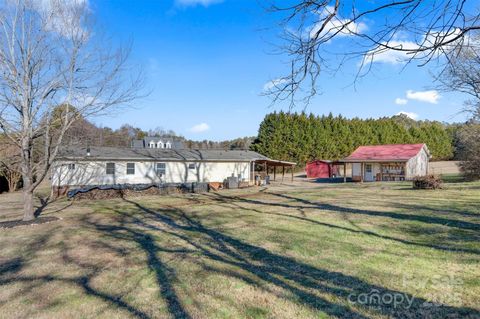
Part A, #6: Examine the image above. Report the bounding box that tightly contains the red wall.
[306,161,336,178]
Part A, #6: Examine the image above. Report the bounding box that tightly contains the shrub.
[413,175,443,189]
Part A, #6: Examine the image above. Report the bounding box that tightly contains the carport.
[250,159,296,184]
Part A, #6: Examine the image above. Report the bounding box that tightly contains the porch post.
[343,163,347,183]
[361,162,364,183]
[273,166,276,181]
[251,161,254,183]
[291,166,294,182]
[282,166,285,182]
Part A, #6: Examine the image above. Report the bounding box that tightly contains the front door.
[364,164,374,181]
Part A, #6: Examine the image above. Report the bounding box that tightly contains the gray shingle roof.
[131,139,145,148]
[58,146,271,162]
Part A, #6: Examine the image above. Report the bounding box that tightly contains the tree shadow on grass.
[88,213,192,319]
[205,192,480,255]
[33,195,73,218]
[391,202,480,219]
[0,222,153,319]
[269,193,480,232]
[205,190,480,233]
[2,194,479,319]
[87,197,479,319]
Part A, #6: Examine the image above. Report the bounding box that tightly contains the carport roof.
[253,159,296,166]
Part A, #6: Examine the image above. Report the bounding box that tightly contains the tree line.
[250,112,460,165]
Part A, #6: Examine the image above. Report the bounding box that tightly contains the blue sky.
[91,0,469,141]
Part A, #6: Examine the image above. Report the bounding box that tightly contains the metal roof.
[342,144,428,162]
[58,146,272,162]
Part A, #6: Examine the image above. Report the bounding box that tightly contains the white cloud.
[310,19,367,39]
[365,28,472,65]
[395,98,408,105]
[263,79,287,91]
[365,40,420,64]
[396,111,418,120]
[189,123,210,133]
[263,78,288,91]
[175,0,223,7]
[406,90,440,104]
[309,6,367,40]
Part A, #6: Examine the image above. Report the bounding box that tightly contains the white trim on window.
[156,163,166,176]
[126,162,135,175]
[106,162,115,175]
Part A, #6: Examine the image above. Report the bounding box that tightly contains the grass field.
[0,180,479,318]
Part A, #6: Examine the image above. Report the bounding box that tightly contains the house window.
[188,163,196,170]
[165,142,171,149]
[67,163,75,170]
[106,162,115,175]
[156,163,166,176]
[149,142,155,148]
[157,141,164,149]
[365,164,372,173]
[126,163,135,175]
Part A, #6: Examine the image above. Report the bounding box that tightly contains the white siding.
[406,148,429,179]
[352,163,361,177]
[52,160,251,187]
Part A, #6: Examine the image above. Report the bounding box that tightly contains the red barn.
[305,160,339,178]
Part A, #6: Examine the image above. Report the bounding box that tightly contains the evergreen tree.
[251,112,457,165]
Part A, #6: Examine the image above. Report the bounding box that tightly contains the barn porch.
[250,159,296,185]
[338,160,408,182]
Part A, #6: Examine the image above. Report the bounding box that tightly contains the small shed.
[341,143,430,182]
[305,160,339,178]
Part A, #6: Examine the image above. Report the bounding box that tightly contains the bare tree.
[266,0,480,106]
[0,137,22,192]
[437,32,480,119]
[0,0,144,220]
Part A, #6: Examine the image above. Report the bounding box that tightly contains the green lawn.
[0,180,479,318]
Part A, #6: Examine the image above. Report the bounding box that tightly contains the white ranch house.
[52,147,295,189]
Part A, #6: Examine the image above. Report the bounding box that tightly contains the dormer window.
[149,141,156,148]
[165,142,171,149]
[157,141,164,149]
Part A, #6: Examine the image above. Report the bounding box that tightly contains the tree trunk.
[22,188,35,221]
[21,160,35,221]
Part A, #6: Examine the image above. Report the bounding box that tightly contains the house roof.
[342,144,428,162]
[58,146,272,162]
